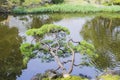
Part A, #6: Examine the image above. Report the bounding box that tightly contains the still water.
[0,13,120,80]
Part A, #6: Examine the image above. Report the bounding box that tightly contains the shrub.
[12,6,26,13]
[113,0,120,5]
[52,0,64,4]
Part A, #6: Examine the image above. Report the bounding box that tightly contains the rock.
[102,69,120,76]
[40,0,52,5]
[63,74,70,78]
[79,73,91,79]
[31,69,62,80]
[0,5,11,13]
[31,73,43,80]
[0,7,7,13]
[96,69,120,80]
[45,69,62,79]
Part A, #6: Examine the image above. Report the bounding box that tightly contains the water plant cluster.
[13,4,120,14]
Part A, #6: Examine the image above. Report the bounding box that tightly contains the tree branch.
[41,42,51,51]
[62,60,72,64]
[50,49,67,74]
[62,60,81,67]
[55,66,60,71]
[67,39,75,74]
[69,39,80,44]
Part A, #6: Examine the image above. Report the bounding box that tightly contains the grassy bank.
[12,4,120,14]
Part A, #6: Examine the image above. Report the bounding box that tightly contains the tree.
[0,0,21,12]
[20,24,97,77]
[0,0,8,12]
[0,0,7,5]
[112,0,120,5]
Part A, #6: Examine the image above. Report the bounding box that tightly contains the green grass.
[12,4,120,14]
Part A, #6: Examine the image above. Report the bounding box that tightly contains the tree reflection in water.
[81,16,120,70]
[0,24,25,80]
[18,14,52,29]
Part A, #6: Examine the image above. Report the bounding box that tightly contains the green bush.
[113,0,120,5]
[12,6,26,13]
[52,0,64,4]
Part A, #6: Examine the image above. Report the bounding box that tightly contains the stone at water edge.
[31,73,43,80]
[63,74,70,78]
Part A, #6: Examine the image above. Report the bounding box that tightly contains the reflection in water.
[30,15,52,28]
[0,24,25,80]
[17,15,52,29]
[0,14,120,80]
[81,16,120,70]
[0,14,8,22]
[54,17,92,41]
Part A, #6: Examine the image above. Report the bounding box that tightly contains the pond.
[0,13,120,80]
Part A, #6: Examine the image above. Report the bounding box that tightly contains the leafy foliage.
[20,43,36,57]
[76,40,97,57]
[21,24,71,62]
[20,43,37,65]
[52,0,64,4]
[21,24,97,62]
[26,24,70,37]
[112,0,120,4]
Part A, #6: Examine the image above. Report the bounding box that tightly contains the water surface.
[0,13,120,80]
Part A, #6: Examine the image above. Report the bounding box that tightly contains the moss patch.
[98,74,120,80]
[42,76,88,80]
